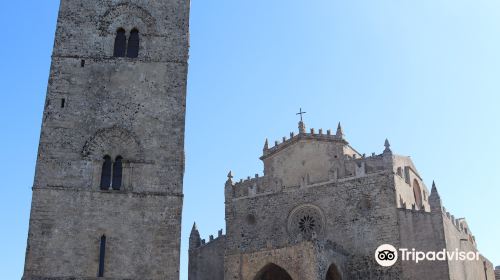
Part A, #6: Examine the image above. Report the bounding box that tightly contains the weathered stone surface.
[190,122,496,280]
[25,1,497,279]
[23,1,189,279]
[188,230,225,280]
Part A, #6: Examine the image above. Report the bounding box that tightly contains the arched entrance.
[254,263,293,280]
[325,263,342,280]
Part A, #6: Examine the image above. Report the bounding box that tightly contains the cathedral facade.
[189,121,496,280]
[23,1,498,280]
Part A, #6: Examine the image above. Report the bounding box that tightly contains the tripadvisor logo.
[375,244,480,267]
[375,244,398,267]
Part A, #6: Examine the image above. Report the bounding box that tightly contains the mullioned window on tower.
[113,28,140,58]
[100,155,123,190]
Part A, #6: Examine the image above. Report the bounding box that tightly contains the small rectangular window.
[61,98,65,108]
[81,60,85,67]
[98,235,106,277]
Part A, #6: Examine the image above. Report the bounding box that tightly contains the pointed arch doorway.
[325,263,342,280]
[254,263,293,280]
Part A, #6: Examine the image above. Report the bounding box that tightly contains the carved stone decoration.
[99,3,158,36]
[287,204,325,240]
[82,126,144,161]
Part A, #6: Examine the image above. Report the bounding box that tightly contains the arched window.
[100,156,112,190]
[126,29,140,58]
[325,263,342,280]
[413,179,423,209]
[396,167,403,177]
[113,28,127,57]
[98,235,106,277]
[254,263,292,280]
[112,156,123,190]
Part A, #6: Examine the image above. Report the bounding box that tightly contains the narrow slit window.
[98,235,106,277]
[126,29,140,58]
[100,155,112,190]
[112,156,123,190]
[113,28,127,57]
[81,59,85,67]
[61,98,65,108]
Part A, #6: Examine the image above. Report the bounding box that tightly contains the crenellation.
[189,228,226,280]
[438,209,478,247]
[262,125,350,159]
[195,120,493,280]
[230,159,391,200]
[232,141,397,200]
[27,2,496,279]
[190,227,226,250]
[230,175,271,199]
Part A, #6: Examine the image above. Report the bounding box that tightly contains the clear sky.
[1,0,499,279]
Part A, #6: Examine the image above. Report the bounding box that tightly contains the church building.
[22,1,497,279]
[189,120,496,280]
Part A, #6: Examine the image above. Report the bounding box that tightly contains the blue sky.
[1,0,499,279]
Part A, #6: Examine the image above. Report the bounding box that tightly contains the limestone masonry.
[24,1,496,280]
[189,121,496,280]
[23,0,189,279]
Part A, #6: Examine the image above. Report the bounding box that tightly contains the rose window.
[299,215,316,233]
[287,204,325,240]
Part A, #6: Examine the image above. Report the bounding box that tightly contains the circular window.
[287,204,325,240]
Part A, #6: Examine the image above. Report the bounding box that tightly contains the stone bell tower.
[23,1,190,279]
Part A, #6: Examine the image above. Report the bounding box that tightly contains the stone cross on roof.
[296,108,307,122]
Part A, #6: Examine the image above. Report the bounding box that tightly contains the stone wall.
[225,170,404,279]
[392,155,431,211]
[442,212,495,280]
[224,241,347,280]
[23,0,190,279]
[397,209,449,279]
[24,189,182,279]
[397,189,496,280]
[189,235,225,280]
[188,123,497,280]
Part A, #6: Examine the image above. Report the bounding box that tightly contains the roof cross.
[296,108,307,122]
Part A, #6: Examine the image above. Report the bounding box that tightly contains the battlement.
[261,126,348,160]
[189,223,225,250]
[229,152,390,200]
[188,227,225,279]
[442,207,477,247]
[231,174,270,198]
[227,121,396,200]
[199,230,225,248]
